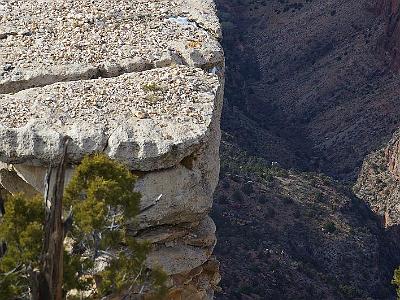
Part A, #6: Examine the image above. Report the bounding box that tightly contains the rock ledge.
[0,0,224,299]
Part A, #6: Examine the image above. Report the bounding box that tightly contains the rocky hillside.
[373,0,400,70]
[212,144,400,299]
[0,1,224,299]
[213,0,400,298]
[214,172,400,299]
[217,0,400,180]
[355,129,400,228]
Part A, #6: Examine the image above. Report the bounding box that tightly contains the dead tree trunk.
[0,189,7,259]
[40,137,70,300]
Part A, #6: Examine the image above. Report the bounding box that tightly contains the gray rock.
[0,0,224,298]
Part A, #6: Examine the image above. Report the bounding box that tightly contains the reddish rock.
[374,0,400,70]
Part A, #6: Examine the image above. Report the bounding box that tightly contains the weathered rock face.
[355,130,400,227]
[373,0,400,70]
[0,0,224,298]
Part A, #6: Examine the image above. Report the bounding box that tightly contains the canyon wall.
[0,1,224,298]
[374,0,400,69]
[355,0,400,227]
[355,130,400,227]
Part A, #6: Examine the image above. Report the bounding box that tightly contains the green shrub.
[314,192,325,202]
[282,196,294,205]
[242,182,254,195]
[339,284,361,298]
[232,190,244,202]
[218,194,229,204]
[0,154,167,299]
[142,82,162,92]
[258,195,268,204]
[323,221,336,233]
[221,180,230,190]
[265,207,276,218]
[392,267,400,298]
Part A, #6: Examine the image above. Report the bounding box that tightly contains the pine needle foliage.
[0,194,43,299]
[0,154,167,299]
[392,267,400,299]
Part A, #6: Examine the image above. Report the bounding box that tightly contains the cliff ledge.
[0,0,224,298]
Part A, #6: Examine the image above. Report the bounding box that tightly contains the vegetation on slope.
[0,154,166,300]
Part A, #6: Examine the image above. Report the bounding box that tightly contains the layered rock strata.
[355,1,400,227]
[355,130,400,227]
[0,0,224,298]
[373,0,400,70]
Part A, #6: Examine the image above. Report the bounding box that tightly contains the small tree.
[323,221,336,234]
[0,194,44,299]
[0,153,167,299]
[392,267,400,299]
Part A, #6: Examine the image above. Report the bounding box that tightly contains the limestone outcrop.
[373,0,400,70]
[0,0,224,298]
[355,130,400,227]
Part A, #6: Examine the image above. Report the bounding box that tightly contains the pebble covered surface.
[0,66,219,130]
[0,2,223,294]
[0,0,221,86]
[0,0,223,167]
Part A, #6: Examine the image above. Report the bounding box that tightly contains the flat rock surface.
[0,0,222,93]
[0,66,217,129]
[0,66,220,169]
[0,0,224,170]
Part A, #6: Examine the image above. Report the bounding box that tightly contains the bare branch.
[63,208,73,237]
[139,194,162,214]
[0,264,23,278]
[41,136,71,300]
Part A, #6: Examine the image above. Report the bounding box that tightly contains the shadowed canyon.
[213,0,400,299]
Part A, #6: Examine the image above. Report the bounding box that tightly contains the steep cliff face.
[216,0,400,181]
[355,130,400,227]
[355,0,400,226]
[212,0,400,298]
[0,1,224,298]
[373,0,400,70]
[213,169,400,299]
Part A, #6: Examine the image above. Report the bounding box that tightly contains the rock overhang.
[0,0,224,171]
[0,0,224,295]
[0,0,223,94]
[0,66,221,170]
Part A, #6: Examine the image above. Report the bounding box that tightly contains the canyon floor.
[212,0,400,299]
